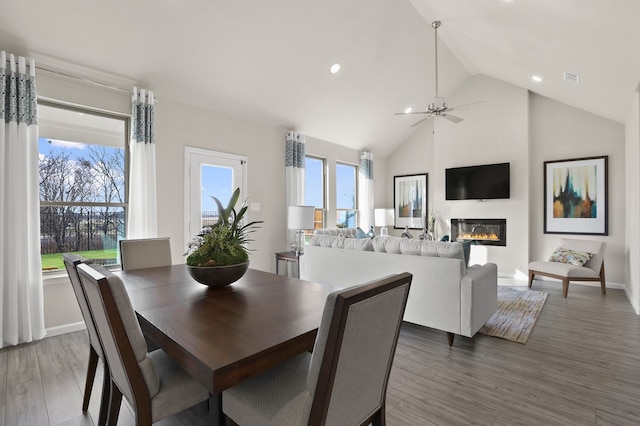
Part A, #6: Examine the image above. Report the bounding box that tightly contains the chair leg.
[107,380,122,426]
[562,278,569,298]
[98,362,111,426]
[82,345,99,411]
[447,332,455,347]
[600,263,607,295]
[372,403,386,426]
[528,270,535,289]
[209,393,224,425]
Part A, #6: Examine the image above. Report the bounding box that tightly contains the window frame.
[335,161,359,228]
[305,154,327,231]
[38,99,130,274]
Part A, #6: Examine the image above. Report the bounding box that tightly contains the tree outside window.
[39,103,127,271]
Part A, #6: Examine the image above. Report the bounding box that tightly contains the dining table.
[113,264,332,425]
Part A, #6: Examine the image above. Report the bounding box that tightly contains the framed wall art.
[544,155,608,235]
[394,173,427,229]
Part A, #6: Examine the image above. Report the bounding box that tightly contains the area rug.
[478,286,548,344]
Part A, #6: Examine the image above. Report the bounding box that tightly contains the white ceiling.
[2,0,638,157]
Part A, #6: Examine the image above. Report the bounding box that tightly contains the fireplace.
[451,218,506,247]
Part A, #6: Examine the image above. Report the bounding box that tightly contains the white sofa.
[300,231,498,345]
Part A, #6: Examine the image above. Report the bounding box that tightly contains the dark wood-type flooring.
[1,280,639,425]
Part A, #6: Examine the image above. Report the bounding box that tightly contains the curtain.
[127,87,157,239]
[0,52,46,348]
[285,131,306,243]
[359,151,374,230]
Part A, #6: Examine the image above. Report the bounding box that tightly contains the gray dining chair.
[76,263,211,425]
[119,237,172,270]
[222,272,412,426]
[62,253,110,426]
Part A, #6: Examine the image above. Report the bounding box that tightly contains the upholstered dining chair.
[76,263,211,425]
[119,237,172,270]
[222,272,412,426]
[62,253,110,426]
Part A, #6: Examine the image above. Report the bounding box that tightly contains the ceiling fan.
[395,21,482,127]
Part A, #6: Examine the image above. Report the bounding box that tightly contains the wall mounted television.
[445,162,510,200]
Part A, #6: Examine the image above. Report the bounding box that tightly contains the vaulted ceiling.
[2,0,638,157]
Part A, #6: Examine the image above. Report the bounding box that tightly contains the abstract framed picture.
[544,156,608,235]
[394,173,427,229]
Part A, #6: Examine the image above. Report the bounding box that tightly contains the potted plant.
[185,188,263,286]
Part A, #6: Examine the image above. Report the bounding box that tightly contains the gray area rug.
[478,286,548,344]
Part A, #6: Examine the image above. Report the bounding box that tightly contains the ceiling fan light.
[330,63,341,74]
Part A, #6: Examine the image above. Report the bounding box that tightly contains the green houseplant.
[185,188,262,286]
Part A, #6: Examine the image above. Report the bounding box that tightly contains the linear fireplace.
[451,218,507,247]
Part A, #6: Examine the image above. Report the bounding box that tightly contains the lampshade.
[287,205,315,230]
[374,208,394,227]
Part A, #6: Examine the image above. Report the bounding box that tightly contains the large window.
[38,102,128,271]
[305,155,326,231]
[336,162,358,228]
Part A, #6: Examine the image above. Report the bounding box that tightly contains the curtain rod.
[4,58,132,94]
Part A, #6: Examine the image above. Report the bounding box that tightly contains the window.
[305,155,325,231]
[336,162,358,228]
[38,102,128,272]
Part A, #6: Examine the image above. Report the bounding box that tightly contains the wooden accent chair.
[62,253,110,426]
[76,263,210,425]
[223,272,412,426]
[528,238,606,298]
[119,237,172,270]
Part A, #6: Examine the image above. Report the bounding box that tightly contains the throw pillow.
[549,247,593,266]
[356,227,369,239]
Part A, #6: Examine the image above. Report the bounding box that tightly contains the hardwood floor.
[1,279,639,425]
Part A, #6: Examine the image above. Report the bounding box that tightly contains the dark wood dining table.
[113,264,332,425]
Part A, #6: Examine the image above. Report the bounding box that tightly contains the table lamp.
[374,208,394,236]
[287,205,315,255]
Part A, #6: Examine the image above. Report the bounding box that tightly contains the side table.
[275,251,301,278]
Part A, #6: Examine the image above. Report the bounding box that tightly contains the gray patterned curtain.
[126,87,157,238]
[0,51,46,347]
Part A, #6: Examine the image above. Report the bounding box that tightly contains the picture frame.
[394,173,428,229]
[544,155,608,235]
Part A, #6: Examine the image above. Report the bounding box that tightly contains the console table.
[275,250,301,278]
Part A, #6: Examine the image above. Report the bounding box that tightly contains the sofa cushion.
[314,228,357,238]
[549,247,593,267]
[332,237,374,251]
[372,236,403,254]
[309,235,337,247]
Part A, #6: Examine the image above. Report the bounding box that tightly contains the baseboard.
[624,287,640,315]
[45,321,86,338]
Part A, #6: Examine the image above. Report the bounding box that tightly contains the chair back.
[119,237,172,270]
[560,238,606,275]
[304,272,412,425]
[63,253,103,359]
[76,263,160,409]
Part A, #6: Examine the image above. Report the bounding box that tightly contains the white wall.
[529,93,626,285]
[625,87,640,313]
[385,75,627,286]
[433,75,530,279]
[383,121,435,237]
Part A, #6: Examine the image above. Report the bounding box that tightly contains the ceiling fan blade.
[410,116,432,127]
[441,113,463,124]
[448,100,484,111]
[394,111,430,116]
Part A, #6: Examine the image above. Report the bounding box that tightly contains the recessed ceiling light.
[330,63,341,74]
[404,107,413,114]
[531,75,543,83]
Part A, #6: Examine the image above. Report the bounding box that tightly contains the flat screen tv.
[445,162,510,200]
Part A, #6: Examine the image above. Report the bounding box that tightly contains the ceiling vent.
[563,72,580,84]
